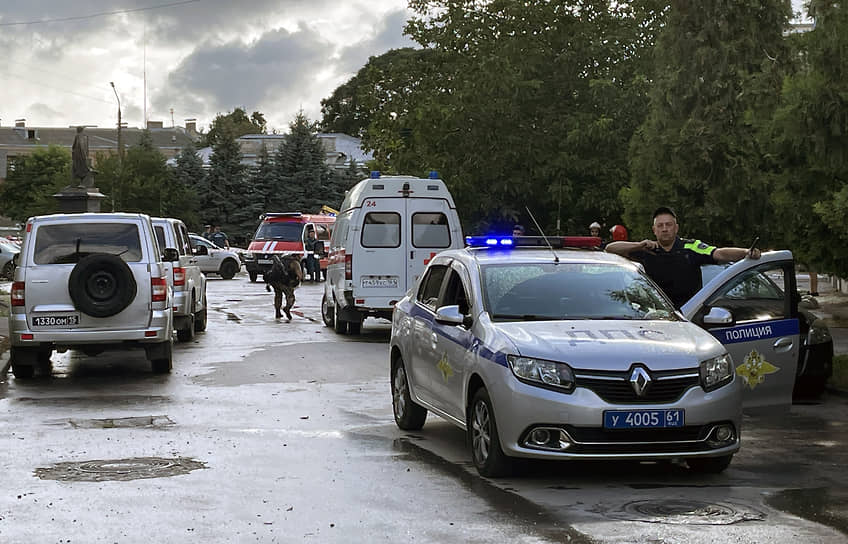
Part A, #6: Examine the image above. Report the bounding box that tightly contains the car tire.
[686,455,733,474]
[194,295,208,332]
[10,347,37,379]
[321,294,334,327]
[219,259,239,280]
[249,271,258,283]
[37,346,53,376]
[68,253,137,318]
[1,261,14,280]
[177,298,196,342]
[391,357,427,430]
[147,340,173,374]
[333,297,347,334]
[469,387,513,477]
[348,320,362,335]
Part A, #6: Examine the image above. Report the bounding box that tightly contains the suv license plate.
[603,409,684,429]
[32,314,80,328]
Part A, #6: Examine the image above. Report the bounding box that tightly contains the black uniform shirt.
[630,237,717,308]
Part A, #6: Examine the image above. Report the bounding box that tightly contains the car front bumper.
[486,366,743,461]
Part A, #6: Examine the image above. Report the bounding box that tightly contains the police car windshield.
[482,262,676,322]
[254,222,304,242]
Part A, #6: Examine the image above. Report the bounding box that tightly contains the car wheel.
[177,298,196,342]
[10,347,36,379]
[321,294,334,327]
[194,295,208,332]
[348,320,362,335]
[333,297,347,334]
[147,340,173,374]
[687,455,733,474]
[391,357,427,430]
[68,253,137,318]
[219,259,239,280]
[37,346,53,376]
[249,271,258,283]
[1,261,14,280]
[469,387,513,477]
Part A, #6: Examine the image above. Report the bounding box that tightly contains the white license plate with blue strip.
[604,409,684,429]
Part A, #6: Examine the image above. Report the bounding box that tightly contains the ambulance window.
[412,213,450,248]
[362,212,400,248]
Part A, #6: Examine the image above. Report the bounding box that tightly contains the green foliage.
[325,1,664,234]
[202,107,267,147]
[0,146,71,221]
[274,111,335,213]
[766,0,848,276]
[625,0,791,244]
[205,129,248,237]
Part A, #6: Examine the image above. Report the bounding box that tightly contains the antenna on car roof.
[525,206,558,264]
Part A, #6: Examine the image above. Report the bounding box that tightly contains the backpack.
[264,255,300,287]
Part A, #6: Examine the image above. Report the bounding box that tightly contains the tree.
[767,0,848,276]
[168,141,203,229]
[0,146,70,221]
[206,126,248,235]
[202,108,267,148]
[274,111,333,213]
[625,0,791,244]
[327,0,664,233]
[232,142,276,237]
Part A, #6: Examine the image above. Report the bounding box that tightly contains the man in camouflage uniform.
[264,253,303,321]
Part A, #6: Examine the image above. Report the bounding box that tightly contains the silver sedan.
[189,234,242,279]
[390,237,743,477]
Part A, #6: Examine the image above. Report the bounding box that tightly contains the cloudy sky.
[0,0,416,133]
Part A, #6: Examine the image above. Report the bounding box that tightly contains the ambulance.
[322,172,464,334]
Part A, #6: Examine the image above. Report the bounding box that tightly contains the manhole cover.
[34,457,206,482]
[605,499,765,525]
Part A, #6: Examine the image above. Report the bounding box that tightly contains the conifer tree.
[206,128,247,232]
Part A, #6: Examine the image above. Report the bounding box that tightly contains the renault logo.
[629,366,652,397]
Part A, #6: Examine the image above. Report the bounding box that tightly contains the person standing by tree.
[605,207,761,308]
[210,225,229,248]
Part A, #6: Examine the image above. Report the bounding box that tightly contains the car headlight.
[508,355,575,392]
[700,353,734,392]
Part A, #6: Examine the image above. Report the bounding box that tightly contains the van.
[243,213,335,282]
[321,172,464,334]
[152,217,208,342]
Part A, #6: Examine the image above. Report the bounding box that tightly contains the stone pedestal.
[53,186,107,213]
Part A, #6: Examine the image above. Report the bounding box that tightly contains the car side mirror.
[435,305,464,326]
[163,248,180,262]
[194,245,208,256]
[703,306,733,325]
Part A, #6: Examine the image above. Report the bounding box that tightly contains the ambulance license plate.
[361,276,398,288]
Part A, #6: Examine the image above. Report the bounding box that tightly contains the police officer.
[605,206,761,308]
[264,253,303,321]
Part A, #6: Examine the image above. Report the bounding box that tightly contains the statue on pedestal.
[72,126,97,188]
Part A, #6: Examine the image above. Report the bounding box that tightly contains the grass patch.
[832,355,848,391]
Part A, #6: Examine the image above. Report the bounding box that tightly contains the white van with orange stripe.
[321,172,464,334]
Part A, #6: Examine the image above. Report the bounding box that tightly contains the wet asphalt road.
[1,273,848,543]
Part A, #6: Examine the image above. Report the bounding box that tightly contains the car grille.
[574,369,700,404]
[560,424,730,454]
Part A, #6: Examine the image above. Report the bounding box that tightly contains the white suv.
[152,217,208,341]
[7,213,174,378]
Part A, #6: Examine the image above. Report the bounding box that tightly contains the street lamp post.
[110,82,123,211]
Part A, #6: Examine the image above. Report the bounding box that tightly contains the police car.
[390,235,797,477]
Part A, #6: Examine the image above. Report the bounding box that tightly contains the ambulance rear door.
[354,198,407,304]
[406,198,459,290]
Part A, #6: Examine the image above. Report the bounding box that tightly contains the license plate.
[32,314,80,328]
[361,276,399,288]
[258,259,272,265]
[603,409,684,429]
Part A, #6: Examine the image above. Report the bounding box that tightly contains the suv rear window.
[33,223,143,265]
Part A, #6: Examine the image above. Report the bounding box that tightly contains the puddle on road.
[601,499,765,525]
[35,457,207,482]
[767,488,848,536]
[48,415,175,429]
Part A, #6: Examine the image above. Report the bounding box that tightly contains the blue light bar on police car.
[465,235,601,249]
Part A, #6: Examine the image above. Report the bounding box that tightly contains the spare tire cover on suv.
[68,253,138,318]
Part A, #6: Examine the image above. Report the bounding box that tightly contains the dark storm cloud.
[154,24,330,119]
[334,8,417,75]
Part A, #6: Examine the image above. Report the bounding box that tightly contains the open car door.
[681,250,799,414]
